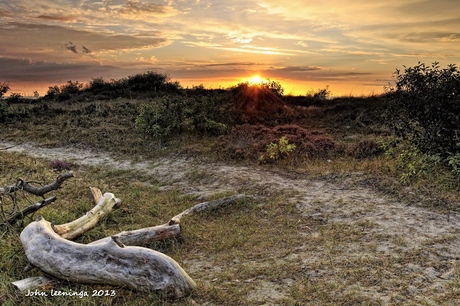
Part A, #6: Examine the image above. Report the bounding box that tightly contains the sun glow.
[247,75,263,85]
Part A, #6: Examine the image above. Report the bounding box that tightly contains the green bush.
[259,135,296,163]
[385,62,460,158]
[136,97,185,138]
[135,94,228,139]
[0,82,10,122]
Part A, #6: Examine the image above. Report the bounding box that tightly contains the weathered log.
[0,172,74,196]
[90,194,250,247]
[11,275,58,292]
[14,193,249,296]
[20,217,196,298]
[53,188,121,240]
[89,223,181,247]
[170,194,249,224]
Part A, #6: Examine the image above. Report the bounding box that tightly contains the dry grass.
[1,97,460,305]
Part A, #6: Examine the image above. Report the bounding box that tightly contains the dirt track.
[2,140,459,304]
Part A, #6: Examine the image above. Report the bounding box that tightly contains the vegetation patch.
[1,63,460,305]
[219,124,335,160]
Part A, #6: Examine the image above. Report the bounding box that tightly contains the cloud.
[0,22,168,60]
[0,56,151,86]
[35,14,76,22]
[273,66,322,72]
[118,0,177,17]
[203,62,261,67]
[63,41,78,53]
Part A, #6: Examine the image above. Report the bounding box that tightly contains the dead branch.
[90,194,250,247]
[0,145,15,150]
[0,172,74,196]
[53,188,121,240]
[6,196,57,225]
[170,194,249,224]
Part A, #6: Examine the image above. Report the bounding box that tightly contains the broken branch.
[0,172,74,196]
[6,196,57,225]
[53,188,121,240]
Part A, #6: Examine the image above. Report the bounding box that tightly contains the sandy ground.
[2,140,459,305]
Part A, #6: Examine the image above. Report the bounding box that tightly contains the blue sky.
[1,0,459,96]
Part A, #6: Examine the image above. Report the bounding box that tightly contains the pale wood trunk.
[53,187,121,240]
[14,189,250,299]
[20,217,196,298]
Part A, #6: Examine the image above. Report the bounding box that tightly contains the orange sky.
[1,1,460,97]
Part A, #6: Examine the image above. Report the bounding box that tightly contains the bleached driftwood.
[90,194,249,247]
[11,275,58,292]
[53,187,121,240]
[169,194,248,224]
[20,217,196,298]
[14,190,250,298]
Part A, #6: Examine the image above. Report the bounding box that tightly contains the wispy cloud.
[0,0,459,95]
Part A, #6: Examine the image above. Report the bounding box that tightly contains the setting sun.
[247,75,264,85]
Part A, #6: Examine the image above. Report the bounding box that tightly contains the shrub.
[346,139,383,159]
[7,92,23,104]
[50,159,74,171]
[0,101,8,123]
[385,62,460,158]
[227,81,293,125]
[136,97,185,138]
[259,135,297,163]
[220,124,335,160]
[306,85,331,100]
[136,94,228,138]
[0,82,10,122]
[0,82,9,98]
[44,81,84,101]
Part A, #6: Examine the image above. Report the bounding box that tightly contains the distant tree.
[0,82,10,122]
[0,82,9,98]
[306,85,331,100]
[7,92,23,104]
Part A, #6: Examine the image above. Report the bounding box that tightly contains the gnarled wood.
[20,217,196,298]
[89,223,181,247]
[14,191,249,298]
[0,172,74,196]
[170,194,249,224]
[53,189,121,240]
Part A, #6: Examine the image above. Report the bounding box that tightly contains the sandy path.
[2,140,459,304]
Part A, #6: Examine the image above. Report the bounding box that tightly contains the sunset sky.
[1,0,459,96]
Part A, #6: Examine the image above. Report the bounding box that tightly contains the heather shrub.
[346,139,383,159]
[227,81,293,125]
[49,159,75,171]
[219,124,335,160]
